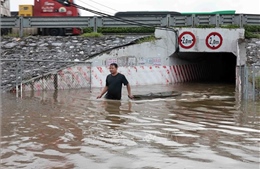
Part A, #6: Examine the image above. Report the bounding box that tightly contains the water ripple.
[1,84,259,169]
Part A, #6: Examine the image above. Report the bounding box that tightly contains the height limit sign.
[178,31,196,49]
[206,32,223,50]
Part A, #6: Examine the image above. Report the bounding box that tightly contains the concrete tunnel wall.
[22,28,245,91]
[88,28,244,87]
[174,52,237,83]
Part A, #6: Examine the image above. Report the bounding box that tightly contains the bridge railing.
[1,14,260,36]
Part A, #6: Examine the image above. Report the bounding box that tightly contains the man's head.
[109,63,118,75]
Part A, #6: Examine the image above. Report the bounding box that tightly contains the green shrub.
[82,24,260,39]
[81,32,103,38]
[244,25,260,33]
[137,35,157,44]
[244,25,260,38]
[4,33,19,37]
[83,27,93,33]
[220,24,240,29]
[83,27,155,34]
[195,25,216,28]
[245,31,260,38]
[98,27,155,33]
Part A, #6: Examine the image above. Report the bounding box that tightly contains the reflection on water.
[1,83,259,169]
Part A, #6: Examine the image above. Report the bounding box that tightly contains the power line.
[55,0,180,52]
[56,0,178,30]
[77,0,114,15]
[70,2,159,27]
[57,0,151,27]
[87,0,118,12]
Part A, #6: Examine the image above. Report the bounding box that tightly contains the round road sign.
[178,31,196,49]
[205,32,223,50]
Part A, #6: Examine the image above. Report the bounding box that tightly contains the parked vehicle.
[18,0,82,36]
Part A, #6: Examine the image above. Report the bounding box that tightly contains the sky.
[10,0,260,16]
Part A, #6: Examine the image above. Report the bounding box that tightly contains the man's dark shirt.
[105,73,128,100]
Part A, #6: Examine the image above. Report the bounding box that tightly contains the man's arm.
[97,86,108,99]
[126,84,134,99]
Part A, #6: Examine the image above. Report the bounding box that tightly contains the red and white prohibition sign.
[178,31,196,49]
[205,32,223,50]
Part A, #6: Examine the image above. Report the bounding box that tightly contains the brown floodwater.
[1,83,259,169]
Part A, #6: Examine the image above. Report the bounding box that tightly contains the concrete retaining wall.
[21,28,245,90]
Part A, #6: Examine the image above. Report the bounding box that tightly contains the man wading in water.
[97,63,134,100]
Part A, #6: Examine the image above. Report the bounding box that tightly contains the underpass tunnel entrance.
[171,52,237,84]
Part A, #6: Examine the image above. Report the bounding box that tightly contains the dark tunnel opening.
[173,52,237,84]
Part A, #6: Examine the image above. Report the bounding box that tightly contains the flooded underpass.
[174,52,237,83]
[1,83,259,169]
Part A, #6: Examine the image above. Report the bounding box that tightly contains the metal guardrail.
[1,14,260,36]
[101,16,163,27]
[0,17,19,28]
[24,16,92,28]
